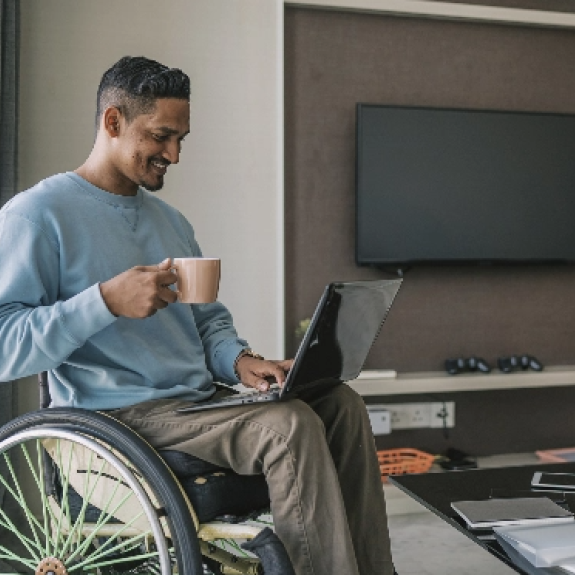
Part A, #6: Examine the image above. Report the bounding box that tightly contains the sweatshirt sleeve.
[176,214,249,384]
[191,301,249,385]
[0,212,116,381]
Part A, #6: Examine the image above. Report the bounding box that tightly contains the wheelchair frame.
[0,373,272,575]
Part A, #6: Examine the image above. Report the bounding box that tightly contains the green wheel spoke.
[66,478,126,561]
[69,528,152,572]
[0,491,44,556]
[52,438,75,556]
[0,463,46,559]
[0,544,37,570]
[21,441,55,551]
[30,442,70,557]
[0,501,41,562]
[34,439,52,557]
[70,509,146,568]
[4,447,44,552]
[60,449,102,558]
[67,477,135,562]
[83,548,160,571]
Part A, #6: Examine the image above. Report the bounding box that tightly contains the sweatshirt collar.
[65,172,144,209]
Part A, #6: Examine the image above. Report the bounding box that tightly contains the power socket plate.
[366,407,392,435]
[371,402,455,430]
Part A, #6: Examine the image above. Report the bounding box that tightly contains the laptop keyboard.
[175,384,282,414]
[208,384,281,405]
[220,392,272,404]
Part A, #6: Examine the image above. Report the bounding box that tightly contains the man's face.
[115,98,190,192]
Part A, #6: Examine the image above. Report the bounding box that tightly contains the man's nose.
[163,141,180,165]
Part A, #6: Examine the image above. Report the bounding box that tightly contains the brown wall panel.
[285,7,575,454]
[285,7,575,372]
[370,386,575,456]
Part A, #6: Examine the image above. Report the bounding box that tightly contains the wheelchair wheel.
[0,408,203,574]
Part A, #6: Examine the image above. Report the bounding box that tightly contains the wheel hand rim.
[0,428,170,574]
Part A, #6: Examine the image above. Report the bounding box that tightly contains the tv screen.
[356,104,575,266]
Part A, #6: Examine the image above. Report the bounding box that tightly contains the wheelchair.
[0,372,293,575]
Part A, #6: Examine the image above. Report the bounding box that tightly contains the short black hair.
[96,56,190,129]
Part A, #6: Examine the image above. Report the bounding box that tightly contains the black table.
[390,462,575,575]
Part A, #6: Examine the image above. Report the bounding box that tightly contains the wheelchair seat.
[159,449,270,523]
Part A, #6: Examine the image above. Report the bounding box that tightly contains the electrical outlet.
[372,402,455,430]
[390,403,430,429]
[366,407,391,435]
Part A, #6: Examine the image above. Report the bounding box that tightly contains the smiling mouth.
[150,160,169,175]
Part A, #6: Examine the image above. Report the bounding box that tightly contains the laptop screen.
[286,279,402,394]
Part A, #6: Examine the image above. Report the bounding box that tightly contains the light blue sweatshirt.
[0,173,248,409]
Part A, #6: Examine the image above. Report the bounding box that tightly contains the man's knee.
[249,398,326,441]
[333,382,366,408]
[312,383,368,425]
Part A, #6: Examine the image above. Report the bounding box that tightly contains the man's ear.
[102,107,122,138]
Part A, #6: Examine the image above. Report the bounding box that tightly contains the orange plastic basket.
[377,448,435,483]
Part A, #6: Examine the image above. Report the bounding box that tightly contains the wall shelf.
[349,366,575,396]
[290,0,575,30]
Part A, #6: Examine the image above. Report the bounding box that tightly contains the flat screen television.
[355,104,575,266]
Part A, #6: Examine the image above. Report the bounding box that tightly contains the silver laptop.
[176,279,402,414]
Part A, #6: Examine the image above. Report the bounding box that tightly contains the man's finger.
[268,365,288,385]
[153,296,169,310]
[159,286,178,304]
[253,378,270,392]
[133,258,173,273]
[157,270,178,286]
[275,359,294,373]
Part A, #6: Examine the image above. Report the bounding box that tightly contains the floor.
[389,509,516,575]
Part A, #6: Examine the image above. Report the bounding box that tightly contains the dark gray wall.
[284,6,575,455]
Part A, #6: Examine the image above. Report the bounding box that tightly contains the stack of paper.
[494,522,575,571]
[451,497,574,529]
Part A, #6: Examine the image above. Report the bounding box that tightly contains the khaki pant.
[106,384,394,575]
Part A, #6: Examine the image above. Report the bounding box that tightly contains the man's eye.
[152,134,167,142]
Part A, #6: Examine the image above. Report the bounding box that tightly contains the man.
[0,56,396,575]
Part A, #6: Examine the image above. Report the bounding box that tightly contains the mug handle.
[169,265,182,302]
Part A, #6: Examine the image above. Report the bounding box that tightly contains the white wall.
[18,0,284,372]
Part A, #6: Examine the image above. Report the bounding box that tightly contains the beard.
[138,156,168,191]
[140,177,164,192]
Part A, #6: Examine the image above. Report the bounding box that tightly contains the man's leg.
[306,384,395,575]
[107,396,364,575]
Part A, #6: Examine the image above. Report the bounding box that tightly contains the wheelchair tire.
[0,408,203,574]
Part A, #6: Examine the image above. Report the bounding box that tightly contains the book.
[451,497,574,529]
[495,535,552,575]
[494,521,575,568]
